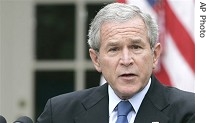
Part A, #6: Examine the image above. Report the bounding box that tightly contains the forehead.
[100,17,147,43]
[101,16,146,30]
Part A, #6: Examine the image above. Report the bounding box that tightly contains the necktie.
[116,101,132,123]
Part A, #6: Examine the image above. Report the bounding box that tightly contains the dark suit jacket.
[36,75,195,123]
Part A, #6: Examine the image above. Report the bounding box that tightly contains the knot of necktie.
[116,101,132,123]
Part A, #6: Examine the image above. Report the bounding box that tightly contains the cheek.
[139,55,154,71]
[99,57,119,80]
[100,57,116,72]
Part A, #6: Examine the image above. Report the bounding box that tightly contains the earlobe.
[89,49,102,72]
[153,43,162,69]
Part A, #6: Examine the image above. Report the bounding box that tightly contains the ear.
[89,49,102,72]
[152,43,162,69]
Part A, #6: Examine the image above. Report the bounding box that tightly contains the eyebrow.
[106,40,119,47]
[105,38,145,47]
[130,38,143,44]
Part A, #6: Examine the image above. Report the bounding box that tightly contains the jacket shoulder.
[165,87,195,122]
[37,84,108,123]
[166,87,195,106]
[51,85,102,106]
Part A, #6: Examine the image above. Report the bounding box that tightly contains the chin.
[120,90,136,99]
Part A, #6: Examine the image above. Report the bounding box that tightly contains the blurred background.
[0,0,194,122]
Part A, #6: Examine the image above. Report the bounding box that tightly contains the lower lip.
[120,75,136,81]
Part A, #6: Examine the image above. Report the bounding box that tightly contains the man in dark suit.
[37,3,195,123]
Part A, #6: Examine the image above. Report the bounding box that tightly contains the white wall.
[0,0,34,122]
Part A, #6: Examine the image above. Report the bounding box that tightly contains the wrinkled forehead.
[100,17,148,41]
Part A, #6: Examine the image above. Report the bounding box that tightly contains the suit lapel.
[74,84,109,123]
[134,75,170,123]
[74,75,170,123]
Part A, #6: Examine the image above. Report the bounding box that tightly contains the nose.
[119,48,133,66]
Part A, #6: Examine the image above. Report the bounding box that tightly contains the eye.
[109,47,119,52]
[131,45,142,49]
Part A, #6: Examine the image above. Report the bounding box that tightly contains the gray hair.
[88,2,159,51]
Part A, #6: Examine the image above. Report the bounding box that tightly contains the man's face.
[89,17,161,99]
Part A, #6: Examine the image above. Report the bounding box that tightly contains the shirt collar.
[108,78,151,114]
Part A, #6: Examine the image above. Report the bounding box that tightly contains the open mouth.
[120,73,135,77]
[119,74,136,81]
[119,73,137,79]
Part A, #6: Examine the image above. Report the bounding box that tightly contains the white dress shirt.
[108,78,151,123]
